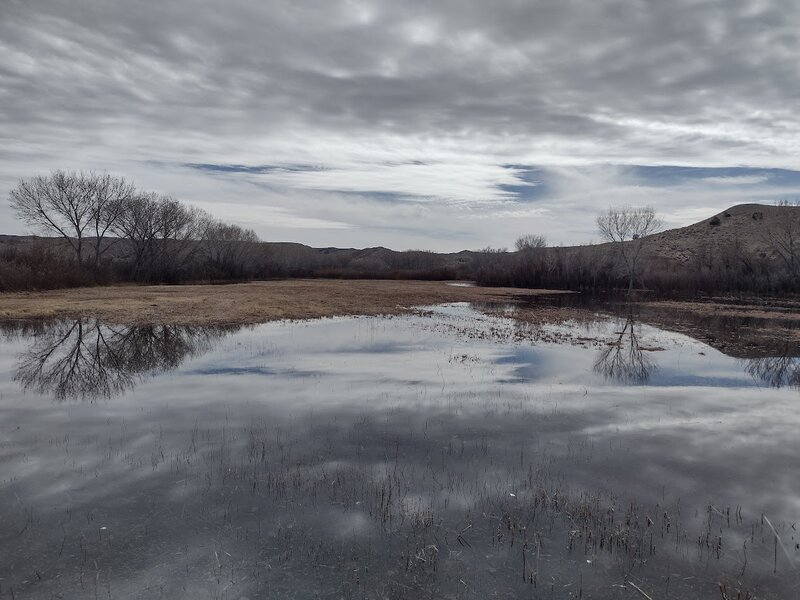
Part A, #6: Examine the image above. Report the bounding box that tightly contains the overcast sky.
[2,0,799,250]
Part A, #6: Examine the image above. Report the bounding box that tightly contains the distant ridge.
[1,203,797,279]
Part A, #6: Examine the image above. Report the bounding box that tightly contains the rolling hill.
[642,203,800,266]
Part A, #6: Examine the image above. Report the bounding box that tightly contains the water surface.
[1,304,799,599]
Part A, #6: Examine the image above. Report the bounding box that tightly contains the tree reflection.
[593,313,655,384]
[745,348,800,389]
[8,319,240,400]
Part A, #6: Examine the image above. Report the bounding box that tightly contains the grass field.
[0,279,568,325]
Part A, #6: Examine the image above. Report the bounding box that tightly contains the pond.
[1,302,799,599]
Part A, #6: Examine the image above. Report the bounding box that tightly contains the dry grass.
[0,279,569,325]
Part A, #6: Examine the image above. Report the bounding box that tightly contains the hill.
[475,203,800,292]
[643,203,800,266]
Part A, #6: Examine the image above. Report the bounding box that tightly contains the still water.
[0,304,799,599]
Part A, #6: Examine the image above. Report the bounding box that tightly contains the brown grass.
[0,280,569,325]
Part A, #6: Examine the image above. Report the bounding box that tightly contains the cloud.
[1,0,798,249]
[700,176,770,185]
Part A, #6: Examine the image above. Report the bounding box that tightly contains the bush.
[0,244,84,292]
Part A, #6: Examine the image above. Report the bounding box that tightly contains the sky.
[1,0,799,251]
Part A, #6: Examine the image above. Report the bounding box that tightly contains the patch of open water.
[0,303,799,598]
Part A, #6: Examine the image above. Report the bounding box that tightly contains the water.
[1,304,799,599]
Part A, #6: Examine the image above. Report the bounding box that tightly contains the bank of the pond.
[3,281,799,347]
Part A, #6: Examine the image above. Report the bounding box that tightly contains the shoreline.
[0,279,570,326]
[1,282,797,353]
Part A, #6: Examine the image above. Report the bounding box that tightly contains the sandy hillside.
[643,203,800,265]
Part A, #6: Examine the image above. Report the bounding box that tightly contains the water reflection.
[526,295,800,390]
[594,312,800,389]
[4,319,240,399]
[592,313,656,383]
[745,350,800,389]
[627,307,800,390]
[2,308,800,598]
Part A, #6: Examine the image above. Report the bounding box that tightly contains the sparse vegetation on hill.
[637,202,800,293]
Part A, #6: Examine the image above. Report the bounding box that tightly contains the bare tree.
[514,234,547,252]
[87,173,135,272]
[765,199,800,280]
[111,191,160,280]
[9,170,135,277]
[111,192,211,281]
[10,171,93,274]
[474,246,511,286]
[8,172,268,286]
[151,196,209,280]
[596,205,663,295]
[204,221,260,277]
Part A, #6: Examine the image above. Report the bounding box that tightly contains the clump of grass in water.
[719,579,754,600]
[7,403,792,598]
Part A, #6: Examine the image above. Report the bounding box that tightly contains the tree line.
[475,205,665,294]
[1,170,466,291]
[3,172,799,295]
[5,170,260,286]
